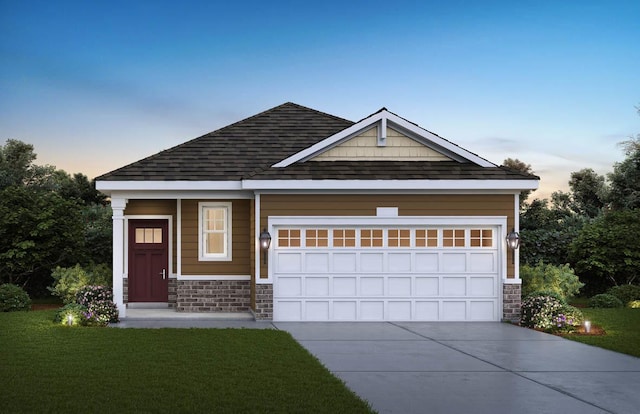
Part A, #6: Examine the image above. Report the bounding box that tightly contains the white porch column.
[111,198,127,318]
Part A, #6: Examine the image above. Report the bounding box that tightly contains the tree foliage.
[502,158,535,205]
[569,209,640,294]
[520,262,584,301]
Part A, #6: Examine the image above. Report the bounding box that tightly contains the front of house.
[96,103,538,322]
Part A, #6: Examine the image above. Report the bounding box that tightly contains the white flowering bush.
[75,285,119,326]
[520,294,583,333]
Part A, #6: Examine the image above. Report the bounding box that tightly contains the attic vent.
[377,117,387,147]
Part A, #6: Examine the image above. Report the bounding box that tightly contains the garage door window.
[333,229,356,247]
[470,229,493,247]
[415,229,438,247]
[361,229,383,247]
[443,229,465,247]
[305,229,328,247]
[388,229,411,247]
[278,229,301,247]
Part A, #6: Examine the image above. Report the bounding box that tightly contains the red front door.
[128,219,169,302]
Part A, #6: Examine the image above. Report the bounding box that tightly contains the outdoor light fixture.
[584,320,591,333]
[259,229,271,264]
[506,229,520,264]
[66,314,73,327]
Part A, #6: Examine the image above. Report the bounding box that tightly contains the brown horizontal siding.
[125,200,177,274]
[259,194,516,279]
[181,199,251,275]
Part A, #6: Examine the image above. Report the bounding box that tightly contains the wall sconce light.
[259,229,271,264]
[506,229,520,264]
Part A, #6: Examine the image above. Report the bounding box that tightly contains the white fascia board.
[96,180,243,192]
[272,110,496,168]
[243,179,539,191]
[108,190,253,200]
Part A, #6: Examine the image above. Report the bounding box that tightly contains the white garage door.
[272,222,501,321]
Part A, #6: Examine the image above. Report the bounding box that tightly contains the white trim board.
[243,179,539,191]
[177,275,251,281]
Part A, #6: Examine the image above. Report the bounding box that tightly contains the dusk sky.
[1,0,638,199]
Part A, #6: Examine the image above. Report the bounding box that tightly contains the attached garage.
[270,216,506,321]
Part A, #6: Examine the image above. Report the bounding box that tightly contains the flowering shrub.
[520,294,583,333]
[74,285,119,326]
[49,264,111,304]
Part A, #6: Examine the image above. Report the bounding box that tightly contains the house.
[96,102,538,322]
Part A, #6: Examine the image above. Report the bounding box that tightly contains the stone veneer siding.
[502,283,522,323]
[254,284,273,320]
[123,278,128,303]
[176,280,250,312]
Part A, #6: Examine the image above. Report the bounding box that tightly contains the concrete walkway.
[112,316,640,414]
[274,322,640,414]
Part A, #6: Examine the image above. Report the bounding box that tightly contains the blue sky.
[1,0,638,199]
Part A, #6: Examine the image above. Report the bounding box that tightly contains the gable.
[312,126,452,162]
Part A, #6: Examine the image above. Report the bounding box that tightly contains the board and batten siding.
[180,199,251,275]
[259,194,516,279]
[124,200,177,274]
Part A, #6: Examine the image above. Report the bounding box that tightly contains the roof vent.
[377,117,387,147]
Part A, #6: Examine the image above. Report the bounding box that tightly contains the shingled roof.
[97,102,538,182]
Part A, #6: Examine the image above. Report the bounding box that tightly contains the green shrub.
[48,264,110,304]
[521,261,584,302]
[54,303,87,326]
[589,293,624,308]
[76,285,119,325]
[0,284,32,312]
[628,300,640,309]
[520,294,583,332]
[606,285,640,305]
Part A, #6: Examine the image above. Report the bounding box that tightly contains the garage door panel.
[388,253,412,272]
[415,301,439,320]
[306,301,330,320]
[416,277,439,295]
[442,277,466,296]
[306,277,329,296]
[361,253,384,272]
[415,253,439,271]
[333,253,357,272]
[442,253,467,272]
[442,301,467,320]
[388,277,412,296]
[361,301,384,320]
[361,277,384,295]
[469,301,495,321]
[470,277,495,296]
[277,277,302,296]
[388,301,412,320]
[333,277,357,295]
[276,301,302,321]
[277,253,302,272]
[305,253,330,272]
[333,301,357,320]
[469,253,495,272]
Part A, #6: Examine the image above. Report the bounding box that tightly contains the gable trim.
[272,110,496,168]
[242,179,539,191]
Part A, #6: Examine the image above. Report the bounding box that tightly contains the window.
[443,229,465,247]
[199,202,232,261]
[306,229,328,247]
[388,229,410,247]
[278,229,301,247]
[333,229,356,247]
[470,229,493,247]
[416,229,438,247]
[135,228,163,244]
[361,229,383,247]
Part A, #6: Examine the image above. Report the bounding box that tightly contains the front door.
[128,219,169,302]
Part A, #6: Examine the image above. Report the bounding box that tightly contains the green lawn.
[0,311,374,413]
[564,307,640,358]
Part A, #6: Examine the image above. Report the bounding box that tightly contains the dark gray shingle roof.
[97,102,539,182]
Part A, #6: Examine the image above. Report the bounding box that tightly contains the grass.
[0,311,373,413]
[564,307,640,358]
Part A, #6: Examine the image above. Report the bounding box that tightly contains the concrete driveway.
[274,322,640,414]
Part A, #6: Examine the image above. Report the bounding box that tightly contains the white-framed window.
[198,202,232,261]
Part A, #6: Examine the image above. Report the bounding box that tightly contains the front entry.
[128,219,169,302]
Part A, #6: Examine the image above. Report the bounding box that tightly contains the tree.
[607,144,640,210]
[0,186,85,293]
[569,168,607,217]
[502,158,535,205]
[569,209,640,294]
